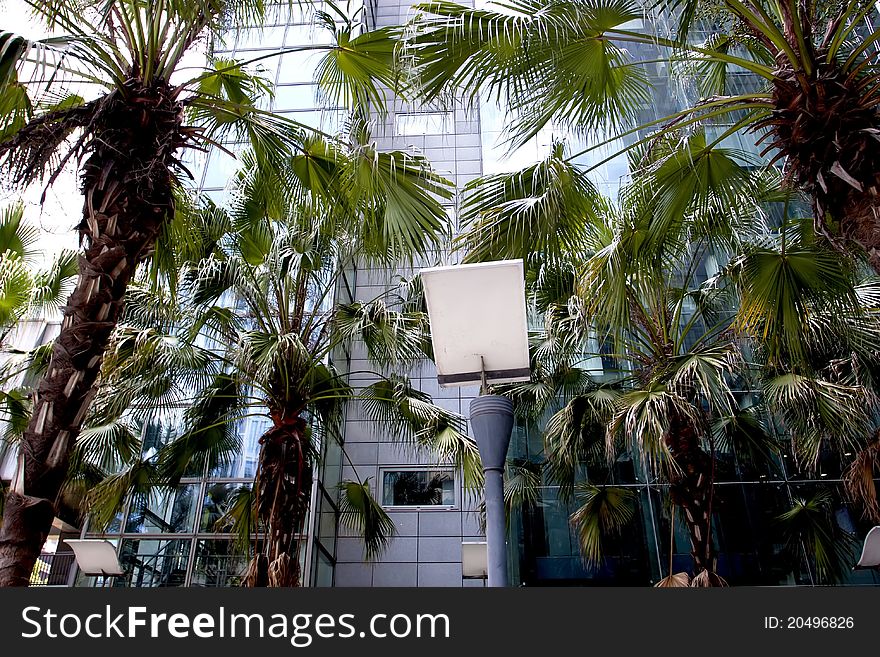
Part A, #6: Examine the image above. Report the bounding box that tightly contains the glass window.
[394,112,450,136]
[211,416,266,478]
[277,51,325,84]
[119,539,190,587]
[125,485,198,534]
[235,25,287,50]
[312,547,334,587]
[277,109,344,133]
[191,540,249,587]
[285,24,334,47]
[202,147,244,189]
[274,84,319,111]
[200,482,253,533]
[381,469,455,506]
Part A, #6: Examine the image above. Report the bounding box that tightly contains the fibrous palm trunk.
[756,53,880,269]
[246,411,313,588]
[0,79,183,586]
[666,415,717,580]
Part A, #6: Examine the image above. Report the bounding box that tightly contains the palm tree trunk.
[249,412,313,587]
[0,81,182,586]
[666,416,716,577]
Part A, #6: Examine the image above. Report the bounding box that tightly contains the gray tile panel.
[417,563,463,587]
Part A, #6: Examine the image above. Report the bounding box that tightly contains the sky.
[2,1,83,265]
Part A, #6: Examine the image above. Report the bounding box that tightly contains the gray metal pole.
[469,395,514,588]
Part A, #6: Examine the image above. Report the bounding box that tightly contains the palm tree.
[64,142,475,585]
[0,0,442,585]
[404,0,880,268]
[457,137,880,584]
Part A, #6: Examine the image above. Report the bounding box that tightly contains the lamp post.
[420,259,530,587]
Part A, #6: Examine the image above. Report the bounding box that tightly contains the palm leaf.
[456,141,602,265]
[569,483,636,566]
[775,489,859,585]
[337,478,396,560]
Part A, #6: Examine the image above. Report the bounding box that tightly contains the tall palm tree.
[458,138,880,584]
[404,0,880,269]
[65,143,475,585]
[0,0,448,585]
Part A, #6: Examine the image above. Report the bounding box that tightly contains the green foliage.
[409,0,652,147]
[775,489,860,585]
[457,141,603,265]
[570,484,637,566]
[338,478,396,560]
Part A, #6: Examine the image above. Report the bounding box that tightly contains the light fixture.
[421,259,530,588]
[420,259,530,389]
[854,526,880,570]
[64,539,125,585]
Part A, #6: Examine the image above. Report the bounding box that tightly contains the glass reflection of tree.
[201,483,238,532]
[393,471,451,505]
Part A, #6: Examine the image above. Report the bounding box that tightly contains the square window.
[381,469,455,507]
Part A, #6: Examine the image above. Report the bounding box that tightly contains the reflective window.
[191,540,249,587]
[277,109,345,133]
[236,25,287,50]
[125,485,198,534]
[313,547,334,587]
[119,539,190,587]
[277,51,325,83]
[285,24,334,47]
[202,146,245,189]
[211,416,266,478]
[274,84,319,111]
[200,483,253,533]
[381,469,455,506]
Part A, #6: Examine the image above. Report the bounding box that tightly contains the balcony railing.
[30,552,76,586]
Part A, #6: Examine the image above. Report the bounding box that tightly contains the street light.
[854,526,880,570]
[65,539,125,586]
[420,259,530,587]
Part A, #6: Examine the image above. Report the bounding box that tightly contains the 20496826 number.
[787,617,854,629]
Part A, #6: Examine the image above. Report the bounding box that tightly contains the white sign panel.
[420,259,530,388]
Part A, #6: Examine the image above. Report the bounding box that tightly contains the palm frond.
[315,21,401,113]
[732,234,859,366]
[775,489,859,585]
[158,371,243,482]
[341,121,453,261]
[84,457,157,532]
[456,141,602,265]
[337,478,396,560]
[211,483,257,555]
[569,483,636,566]
[0,202,39,261]
[334,300,430,369]
[843,432,880,524]
[29,249,77,316]
[712,406,780,474]
[764,372,871,470]
[407,0,651,148]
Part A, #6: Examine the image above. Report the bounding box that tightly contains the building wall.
[333,0,489,587]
